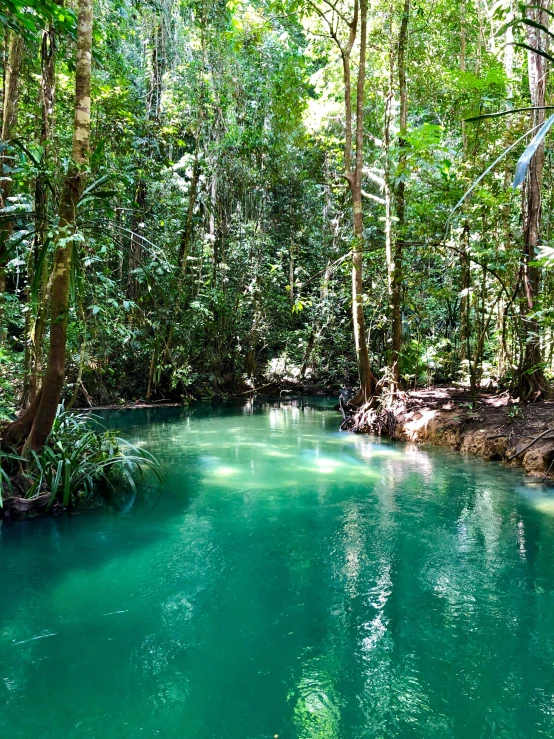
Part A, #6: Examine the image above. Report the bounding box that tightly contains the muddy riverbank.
[347,387,554,480]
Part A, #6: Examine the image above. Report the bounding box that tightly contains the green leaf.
[520,5,554,21]
[500,16,554,41]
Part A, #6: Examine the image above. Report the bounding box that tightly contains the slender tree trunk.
[23,0,93,453]
[518,1,550,398]
[289,240,294,303]
[344,0,376,403]
[384,47,394,322]
[146,343,157,400]
[504,0,514,101]
[178,126,201,273]
[147,18,165,123]
[210,174,218,283]
[458,0,472,374]
[178,32,206,276]
[28,21,57,403]
[391,0,410,390]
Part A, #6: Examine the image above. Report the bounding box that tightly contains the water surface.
[2,398,554,738]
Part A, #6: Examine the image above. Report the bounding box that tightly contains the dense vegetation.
[1,0,554,450]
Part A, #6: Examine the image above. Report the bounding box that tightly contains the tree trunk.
[147,18,165,123]
[504,0,514,100]
[343,0,376,403]
[517,2,550,398]
[384,48,394,362]
[391,0,410,390]
[1,33,24,140]
[178,127,201,273]
[28,21,57,403]
[458,0,472,374]
[23,0,93,453]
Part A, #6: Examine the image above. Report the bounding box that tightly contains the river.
[2,398,554,738]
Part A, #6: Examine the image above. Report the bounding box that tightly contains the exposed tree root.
[1,388,43,450]
[341,386,554,481]
[0,493,59,520]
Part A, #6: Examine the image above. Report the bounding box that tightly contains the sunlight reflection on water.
[2,398,554,738]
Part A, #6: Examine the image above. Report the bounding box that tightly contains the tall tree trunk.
[0,32,24,328]
[504,0,514,101]
[177,32,205,276]
[518,1,550,398]
[342,0,376,403]
[390,0,410,390]
[458,0,472,372]
[23,0,93,453]
[384,46,394,346]
[147,17,165,123]
[28,21,57,403]
[1,34,24,140]
[210,174,218,283]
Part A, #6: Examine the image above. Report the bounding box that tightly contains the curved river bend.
[2,398,554,738]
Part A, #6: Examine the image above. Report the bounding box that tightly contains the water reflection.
[1,398,554,738]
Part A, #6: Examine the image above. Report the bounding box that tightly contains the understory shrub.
[0,407,161,511]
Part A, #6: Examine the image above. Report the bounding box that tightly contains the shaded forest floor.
[349,387,554,481]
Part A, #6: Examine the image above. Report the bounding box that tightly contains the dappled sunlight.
[516,485,554,516]
[264,449,295,458]
[292,663,340,739]
[403,408,438,441]
[212,466,240,477]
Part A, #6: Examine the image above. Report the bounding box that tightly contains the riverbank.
[87,388,554,481]
[74,378,335,410]
[346,387,554,481]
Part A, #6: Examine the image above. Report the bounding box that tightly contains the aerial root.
[341,389,407,438]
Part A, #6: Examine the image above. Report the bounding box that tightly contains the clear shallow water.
[3,398,554,738]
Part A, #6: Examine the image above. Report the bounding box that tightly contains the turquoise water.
[2,398,554,738]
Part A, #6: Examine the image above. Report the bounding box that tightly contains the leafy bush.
[0,345,23,421]
[1,407,161,511]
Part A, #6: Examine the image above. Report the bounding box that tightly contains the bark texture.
[28,21,57,403]
[23,0,93,453]
[517,1,551,399]
[339,0,376,403]
[391,0,410,389]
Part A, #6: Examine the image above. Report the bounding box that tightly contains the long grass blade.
[465,106,554,122]
[514,113,554,188]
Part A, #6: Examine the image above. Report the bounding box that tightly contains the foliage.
[0,408,162,509]
[0,346,22,420]
[0,0,75,38]
[1,0,554,424]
